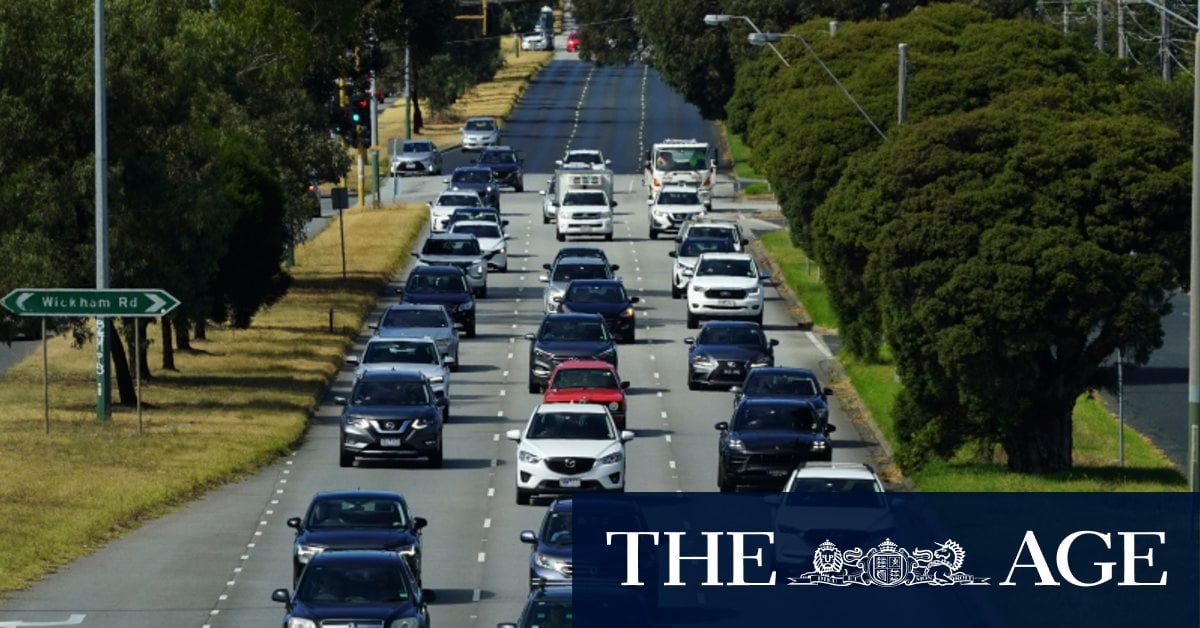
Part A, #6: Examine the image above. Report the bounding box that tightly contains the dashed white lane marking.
[657,391,663,398]
[487,487,496,497]
[665,435,672,443]
[503,370,509,377]
[484,518,492,528]
[499,389,506,397]
[478,552,487,563]
[473,588,482,602]
[497,410,504,417]
[660,411,668,419]
[669,460,677,469]
[507,353,514,359]
[806,331,835,359]
[649,354,655,361]
[493,433,500,441]
[653,372,660,379]
[219,594,228,601]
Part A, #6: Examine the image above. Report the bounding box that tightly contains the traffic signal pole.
[94,0,111,422]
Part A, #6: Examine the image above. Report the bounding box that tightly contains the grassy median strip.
[0,203,426,595]
[720,124,772,197]
[761,228,1184,491]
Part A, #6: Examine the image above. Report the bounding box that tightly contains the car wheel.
[528,381,541,394]
[477,286,488,299]
[428,439,444,468]
[649,228,658,240]
[339,447,354,468]
[718,469,734,492]
[442,403,450,422]
[556,232,565,242]
[686,312,699,329]
[499,263,508,273]
[755,313,764,326]
[604,233,613,242]
[623,331,635,344]
[450,357,460,372]
[516,488,532,506]
[671,284,682,299]
[465,323,476,338]
[516,182,524,192]
[543,214,551,224]
[687,378,700,391]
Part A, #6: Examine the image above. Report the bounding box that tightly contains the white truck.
[645,138,717,209]
[551,167,616,241]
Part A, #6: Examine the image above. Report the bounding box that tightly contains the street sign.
[1,289,180,318]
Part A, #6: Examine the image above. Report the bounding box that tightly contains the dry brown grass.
[0,204,426,595]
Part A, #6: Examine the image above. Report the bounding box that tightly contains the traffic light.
[351,90,372,146]
[328,104,353,141]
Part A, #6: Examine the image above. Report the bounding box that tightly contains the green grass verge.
[0,204,427,595]
[763,228,1184,491]
[760,230,838,330]
[719,124,773,197]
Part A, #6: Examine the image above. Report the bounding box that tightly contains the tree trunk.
[194,318,207,340]
[161,316,176,370]
[174,314,192,351]
[412,68,423,133]
[1003,395,1074,473]
[110,320,137,407]
[137,319,152,380]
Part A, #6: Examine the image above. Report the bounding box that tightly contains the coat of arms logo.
[790,538,989,586]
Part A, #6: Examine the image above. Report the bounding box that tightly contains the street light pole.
[94,0,111,422]
[1189,30,1200,491]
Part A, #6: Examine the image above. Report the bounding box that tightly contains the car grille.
[561,559,574,577]
[706,289,747,299]
[727,452,804,468]
[321,622,385,628]
[372,419,411,433]
[546,457,596,474]
[711,360,747,381]
[669,212,696,224]
[396,161,427,172]
[568,212,605,220]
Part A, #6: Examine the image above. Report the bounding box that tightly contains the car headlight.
[345,416,371,429]
[459,301,474,311]
[288,619,318,628]
[469,264,484,277]
[390,619,420,628]
[394,544,418,557]
[533,347,553,360]
[411,417,431,430]
[595,347,616,359]
[535,552,570,575]
[811,440,828,452]
[621,307,635,317]
[599,451,623,465]
[519,450,542,464]
[429,376,445,384]
[295,543,326,564]
[750,358,772,368]
[608,401,621,411]
[693,355,717,368]
[691,283,705,292]
[726,438,746,451]
[748,287,762,296]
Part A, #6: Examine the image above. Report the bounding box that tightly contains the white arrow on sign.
[14,292,31,311]
[0,615,86,627]
[144,293,166,314]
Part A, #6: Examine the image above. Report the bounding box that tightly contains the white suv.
[685,252,766,328]
[506,403,635,505]
[783,462,886,493]
[648,185,705,240]
[772,463,892,571]
[556,190,614,242]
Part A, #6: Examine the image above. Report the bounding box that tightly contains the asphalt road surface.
[0,48,878,628]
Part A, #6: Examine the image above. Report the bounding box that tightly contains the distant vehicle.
[540,176,558,224]
[555,279,639,344]
[287,490,429,584]
[685,252,767,328]
[371,303,461,370]
[520,498,573,588]
[648,185,705,240]
[497,585,572,628]
[398,266,477,338]
[566,31,581,52]
[345,336,452,403]
[540,255,616,314]
[547,246,612,270]
[447,206,507,234]
[556,149,610,170]
[414,233,492,297]
[684,321,778,390]
[475,145,526,191]
[525,313,617,393]
[427,189,484,233]
[645,138,717,209]
[271,550,433,628]
[449,220,512,272]
[522,31,552,51]
[542,360,630,429]
[506,402,634,504]
[445,166,501,209]
[335,370,446,468]
[732,367,834,418]
[675,218,748,252]
[715,398,836,491]
[668,236,737,299]
[461,116,501,151]
[390,140,442,176]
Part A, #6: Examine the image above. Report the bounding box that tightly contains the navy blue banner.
[570,493,1200,627]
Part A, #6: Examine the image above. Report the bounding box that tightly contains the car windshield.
[657,191,700,205]
[552,264,608,282]
[688,226,736,241]
[551,368,618,389]
[566,152,602,164]
[407,273,468,294]
[452,224,502,239]
[699,326,764,347]
[783,480,887,508]
[465,119,496,131]
[306,497,408,530]
[424,238,481,256]
[381,309,448,328]
[481,151,518,164]
[350,380,431,406]
[363,341,438,365]
[453,170,492,184]
[527,412,614,440]
[745,373,820,396]
[696,258,755,278]
[654,147,708,172]
[562,192,607,206]
[680,239,735,257]
[436,194,481,207]
[734,404,821,432]
[297,564,412,604]
[555,250,604,263]
[523,600,573,628]
[402,141,432,153]
[453,209,498,223]
[541,511,572,546]
[539,319,609,342]
[565,284,625,304]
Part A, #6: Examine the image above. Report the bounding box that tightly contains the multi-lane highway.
[0,46,880,628]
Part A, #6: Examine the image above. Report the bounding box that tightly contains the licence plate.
[767,470,789,477]
[559,478,582,488]
[718,299,737,306]
[404,163,417,169]
[380,438,402,448]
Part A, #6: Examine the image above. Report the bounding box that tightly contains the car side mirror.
[620,381,631,389]
[394,287,405,296]
[682,269,694,277]
[345,355,360,365]
[442,178,449,184]
[414,517,428,530]
[506,429,522,441]
[714,421,729,431]
[620,430,636,443]
[769,339,780,347]
[823,387,834,396]
[524,333,537,341]
[443,355,457,366]
[683,337,694,345]
[824,424,837,434]
[271,589,291,604]
[286,517,302,530]
[520,530,538,544]
[542,263,551,270]
[610,201,618,207]
[610,264,620,272]
[742,239,750,246]
[538,275,549,282]
[630,297,640,304]
[502,220,510,227]
[551,296,562,303]
[667,251,676,258]
[334,396,347,406]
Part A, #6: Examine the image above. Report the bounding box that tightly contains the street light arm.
[733,15,791,68]
[705,13,790,68]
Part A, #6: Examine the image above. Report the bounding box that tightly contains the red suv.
[541,360,629,429]
[566,32,581,52]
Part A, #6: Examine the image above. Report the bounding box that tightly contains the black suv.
[336,371,446,468]
[715,398,836,491]
[732,367,834,417]
[398,265,476,337]
[525,313,617,393]
[272,550,433,628]
[445,165,501,209]
[555,279,640,344]
[287,490,428,584]
[684,321,778,390]
[497,586,572,628]
[475,145,525,191]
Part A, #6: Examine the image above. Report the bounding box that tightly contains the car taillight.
[702,177,711,187]
[653,178,660,187]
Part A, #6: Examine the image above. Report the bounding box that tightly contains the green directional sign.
[1,288,180,318]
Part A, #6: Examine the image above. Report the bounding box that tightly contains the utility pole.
[1189,31,1200,492]
[1162,8,1172,81]
[404,42,411,140]
[94,0,111,422]
[829,20,838,37]
[1117,0,1126,59]
[370,72,380,208]
[897,43,908,124]
[1063,1,1070,33]
[1096,0,1104,52]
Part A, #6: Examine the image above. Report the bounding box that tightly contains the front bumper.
[722,451,830,485]
[651,210,700,232]
[689,359,754,387]
[516,459,626,492]
[493,170,523,188]
[543,202,558,221]
[558,217,613,236]
[392,160,433,175]
[342,424,442,460]
[462,136,497,150]
[687,293,764,318]
[672,266,692,289]
[529,562,572,589]
[487,251,508,270]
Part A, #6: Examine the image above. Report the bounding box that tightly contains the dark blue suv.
[525,313,617,394]
[520,498,573,589]
[555,279,640,344]
[336,371,446,468]
[715,398,836,491]
[731,366,833,421]
[272,550,433,628]
[399,265,476,337]
[287,490,428,584]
